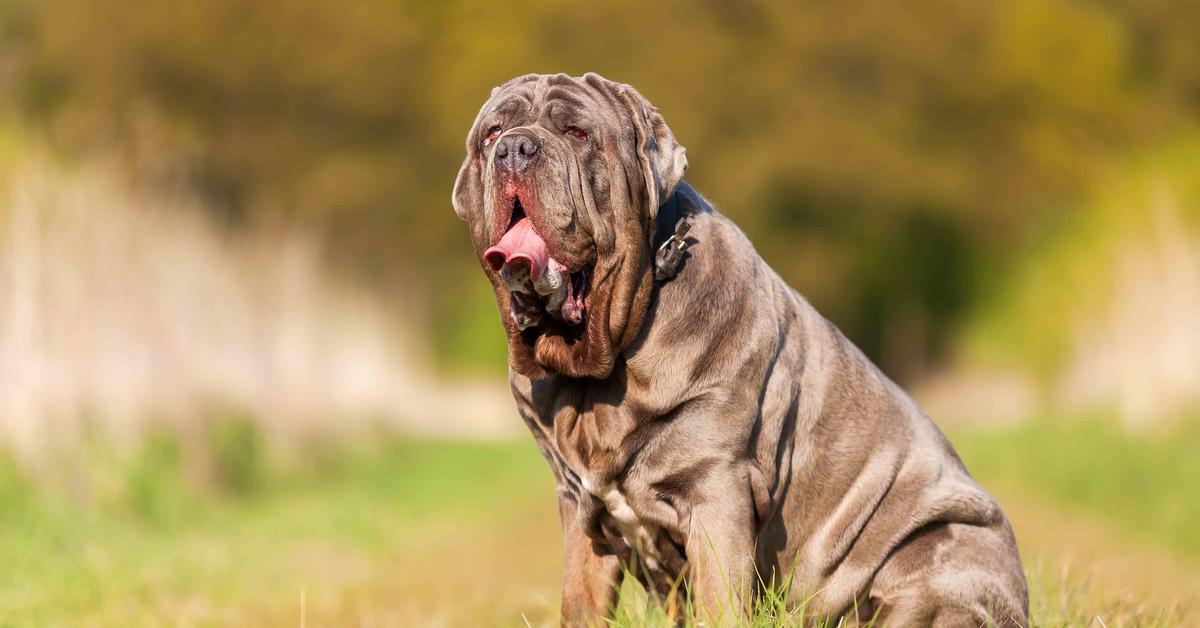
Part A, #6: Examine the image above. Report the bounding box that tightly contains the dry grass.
[0,433,1193,627]
[0,147,518,475]
[235,438,1200,627]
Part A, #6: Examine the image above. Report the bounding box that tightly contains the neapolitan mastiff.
[452,73,1028,626]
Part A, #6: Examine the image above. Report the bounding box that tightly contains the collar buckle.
[654,219,691,281]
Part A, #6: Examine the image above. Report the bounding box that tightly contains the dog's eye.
[565,126,589,142]
[482,126,502,147]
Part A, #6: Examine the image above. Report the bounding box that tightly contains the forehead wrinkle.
[544,73,577,87]
[488,93,532,117]
[536,74,601,108]
[544,87,587,111]
[582,82,627,130]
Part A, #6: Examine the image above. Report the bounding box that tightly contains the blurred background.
[0,0,1197,624]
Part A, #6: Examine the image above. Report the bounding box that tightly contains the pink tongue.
[484,218,550,280]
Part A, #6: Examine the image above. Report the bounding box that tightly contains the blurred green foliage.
[953,416,1200,557]
[207,413,265,496]
[962,135,1200,378]
[434,280,510,374]
[123,432,190,524]
[3,0,1199,378]
[0,451,31,515]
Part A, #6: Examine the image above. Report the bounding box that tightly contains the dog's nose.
[494,133,540,174]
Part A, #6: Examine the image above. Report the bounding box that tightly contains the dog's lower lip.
[511,264,593,333]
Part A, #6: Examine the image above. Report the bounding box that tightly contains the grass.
[0,435,559,625]
[950,417,1200,558]
[0,421,1194,626]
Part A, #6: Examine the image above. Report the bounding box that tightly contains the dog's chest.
[580,477,667,565]
[515,376,680,571]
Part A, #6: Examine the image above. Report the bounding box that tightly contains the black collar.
[652,192,692,282]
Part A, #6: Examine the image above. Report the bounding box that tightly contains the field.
[4,2,1200,626]
[0,420,1194,627]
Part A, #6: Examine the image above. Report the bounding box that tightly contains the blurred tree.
[8,0,1199,379]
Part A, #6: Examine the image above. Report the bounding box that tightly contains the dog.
[451,72,1028,626]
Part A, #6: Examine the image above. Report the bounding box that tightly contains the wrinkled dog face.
[452,73,686,379]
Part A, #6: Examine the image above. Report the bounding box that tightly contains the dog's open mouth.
[483,199,591,332]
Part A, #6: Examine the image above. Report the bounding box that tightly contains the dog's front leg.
[558,495,621,626]
[684,470,757,623]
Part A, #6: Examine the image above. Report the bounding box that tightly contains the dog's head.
[452,73,687,379]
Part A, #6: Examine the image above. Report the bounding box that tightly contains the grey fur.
[453,73,1028,627]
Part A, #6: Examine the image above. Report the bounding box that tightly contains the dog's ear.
[452,85,508,221]
[595,75,688,215]
[451,151,480,221]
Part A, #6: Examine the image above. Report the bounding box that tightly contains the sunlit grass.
[0,426,1193,625]
[951,416,1200,557]
[606,568,881,628]
[1023,558,1184,628]
[0,436,557,625]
